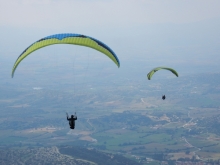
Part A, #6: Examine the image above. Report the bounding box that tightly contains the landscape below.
[1,71,220,164]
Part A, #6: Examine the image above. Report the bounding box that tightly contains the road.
[87,119,96,132]
[182,111,203,161]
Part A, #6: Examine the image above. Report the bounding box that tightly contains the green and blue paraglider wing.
[147,67,178,80]
[12,33,120,77]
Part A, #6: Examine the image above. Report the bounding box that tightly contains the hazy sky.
[1,0,220,29]
[1,0,220,76]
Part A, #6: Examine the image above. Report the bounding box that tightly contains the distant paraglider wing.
[147,67,178,80]
[11,33,120,77]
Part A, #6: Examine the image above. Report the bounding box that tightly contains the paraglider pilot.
[162,95,166,100]
[66,112,77,129]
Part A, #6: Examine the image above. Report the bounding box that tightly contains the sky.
[1,0,220,78]
[1,0,220,28]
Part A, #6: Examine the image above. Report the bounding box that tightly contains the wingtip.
[11,72,14,78]
[117,63,120,68]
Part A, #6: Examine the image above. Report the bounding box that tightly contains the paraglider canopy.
[147,67,178,80]
[11,33,120,77]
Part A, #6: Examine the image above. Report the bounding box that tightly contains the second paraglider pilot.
[66,112,77,129]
